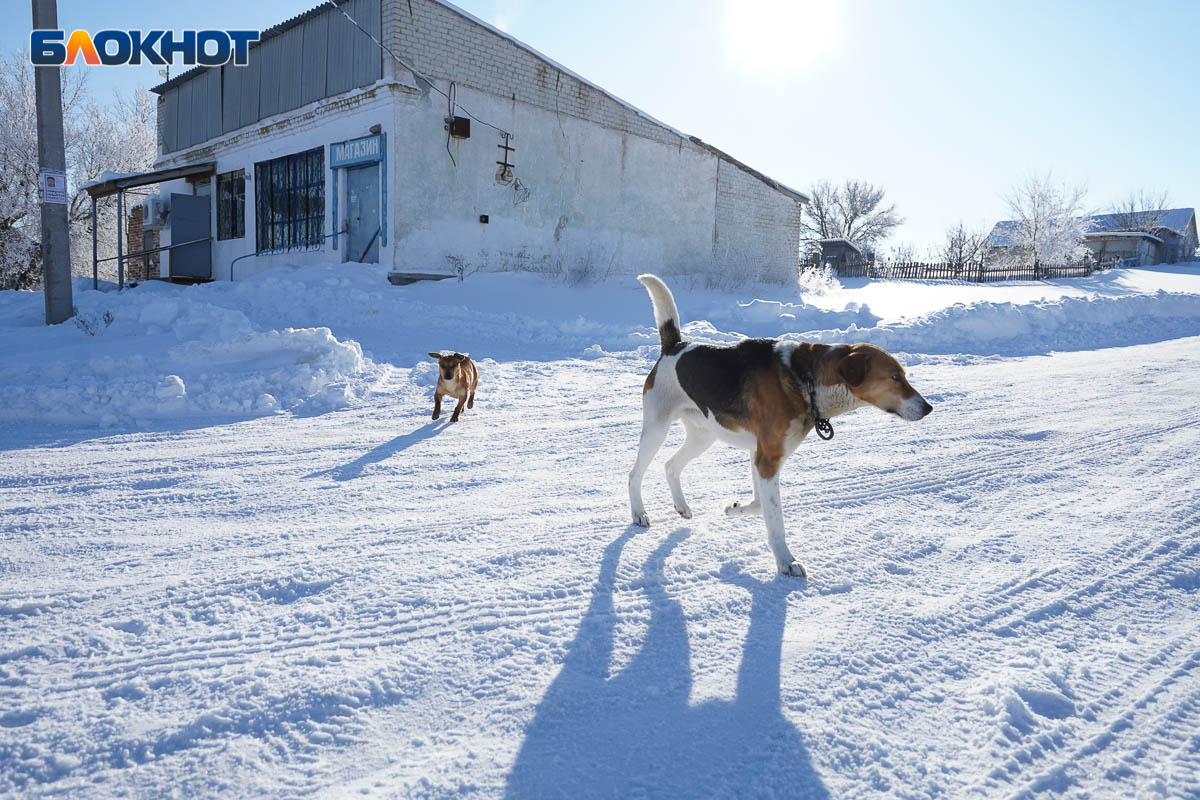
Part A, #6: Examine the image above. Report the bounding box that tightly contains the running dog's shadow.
[307,419,449,481]
[505,527,829,799]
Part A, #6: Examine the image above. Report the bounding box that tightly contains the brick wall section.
[125,206,160,282]
[387,0,683,147]
[713,159,803,283]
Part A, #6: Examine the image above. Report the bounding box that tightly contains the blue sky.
[10,0,1199,249]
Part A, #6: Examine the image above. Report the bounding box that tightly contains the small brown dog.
[427,352,479,422]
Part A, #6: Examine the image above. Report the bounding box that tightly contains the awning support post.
[116,190,124,290]
[91,195,98,290]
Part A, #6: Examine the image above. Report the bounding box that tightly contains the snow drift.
[0,280,375,426]
[2,263,1199,425]
[788,290,1200,357]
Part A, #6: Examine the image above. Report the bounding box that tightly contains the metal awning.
[85,161,217,289]
[82,162,216,199]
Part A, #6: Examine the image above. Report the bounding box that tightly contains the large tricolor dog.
[629,274,933,577]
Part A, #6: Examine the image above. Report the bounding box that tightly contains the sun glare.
[723,0,837,79]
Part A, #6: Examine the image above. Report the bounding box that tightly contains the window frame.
[217,169,246,242]
[253,147,325,252]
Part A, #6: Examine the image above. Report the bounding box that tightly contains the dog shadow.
[308,419,450,481]
[505,527,830,799]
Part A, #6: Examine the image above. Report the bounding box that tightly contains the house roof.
[818,237,863,254]
[149,0,808,205]
[1085,208,1195,235]
[987,208,1195,247]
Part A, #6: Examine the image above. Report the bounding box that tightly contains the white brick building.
[149,0,808,283]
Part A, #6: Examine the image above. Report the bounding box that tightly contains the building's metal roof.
[151,0,354,95]
[1085,208,1195,235]
[818,237,863,254]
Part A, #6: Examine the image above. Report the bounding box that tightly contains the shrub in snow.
[796,263,841,296]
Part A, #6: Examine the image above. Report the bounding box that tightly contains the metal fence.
[832,257,1131,283]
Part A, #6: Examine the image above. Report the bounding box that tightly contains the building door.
[345,164,380,264]
[169,193,212,279]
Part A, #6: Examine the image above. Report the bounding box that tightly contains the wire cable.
[325,0,511,138]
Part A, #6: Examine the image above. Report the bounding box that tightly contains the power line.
[325,0,511,140]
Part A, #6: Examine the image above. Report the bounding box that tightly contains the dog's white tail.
[637,274,683,352]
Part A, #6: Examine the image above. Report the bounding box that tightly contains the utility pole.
[32,0,73,324]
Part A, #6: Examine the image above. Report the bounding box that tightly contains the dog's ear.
[428,352,443,360]
[838,349,870,388]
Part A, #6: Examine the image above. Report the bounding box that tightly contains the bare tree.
[939,221,988,269]
[1108,188,1171,232]
[800,179,903,257]
[0,49,156,289]
[1000,173,1091,265]
[884,241,919,263]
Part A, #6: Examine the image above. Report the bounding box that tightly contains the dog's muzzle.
[900,394,933,421]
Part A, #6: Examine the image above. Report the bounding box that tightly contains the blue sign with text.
[330,134,384,168]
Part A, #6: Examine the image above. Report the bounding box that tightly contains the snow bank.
[789,290,1200,356]
[0,281,376,426]
[3,262,1199,426]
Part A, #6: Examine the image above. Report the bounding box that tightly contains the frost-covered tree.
[800,179,903,260]
[1108,188,1171,233]
[939,221,987,269]
[0,50,156,289]
[1000,173,1091,265]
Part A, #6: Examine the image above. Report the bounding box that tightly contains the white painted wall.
[387,79,720,279]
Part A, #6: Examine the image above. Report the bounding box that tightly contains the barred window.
[217,170,245,241]
[254,148,325,252]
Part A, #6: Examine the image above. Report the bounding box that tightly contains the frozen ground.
[1,263,1199,798]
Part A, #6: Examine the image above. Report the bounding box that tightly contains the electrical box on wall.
[448,116,471,139]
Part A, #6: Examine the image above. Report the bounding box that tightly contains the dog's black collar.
[807,385,834,441]
[786,367,834,441]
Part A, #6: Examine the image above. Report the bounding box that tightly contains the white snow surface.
[2,262,1200,798]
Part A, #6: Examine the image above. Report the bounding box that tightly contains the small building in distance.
[817,238,865,271]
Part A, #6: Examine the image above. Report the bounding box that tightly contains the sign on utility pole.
[32,0,73,324]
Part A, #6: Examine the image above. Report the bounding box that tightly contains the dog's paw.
[724,500,761,517]
[779,560,808,579]
[674,503,692,519]
[632,512,650,528]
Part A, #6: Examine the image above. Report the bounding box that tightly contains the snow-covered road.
[3,318,1199,797]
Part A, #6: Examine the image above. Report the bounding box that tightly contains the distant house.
[986,208,1198,266]
[1082,208,1197,265]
